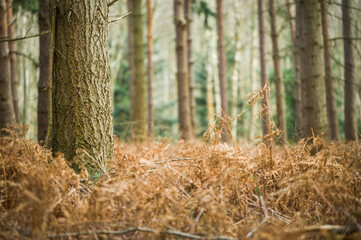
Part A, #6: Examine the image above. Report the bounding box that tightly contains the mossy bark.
[50,0,114,171]
[296,0,329,139]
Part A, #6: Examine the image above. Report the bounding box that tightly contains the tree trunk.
[257,0,268,137]
[321,1,340,141]
[0,0,15,133]
[38,0,51,143]
[185,0,195,138]
[248,0,256,140]
[6,0,18,123]
[146,0,154,139]
[342,0,358,140]
[295,0,329,139]
[50,0,114,171]
[174,0,192,140]
[127,0,135,139]
[286,0,302,139]
[269,0,287,141]
[130,0,147,142]
[216,0,228,142]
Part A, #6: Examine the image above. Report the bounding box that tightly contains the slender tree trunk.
[295,0,329,138]
[0,0,15,132]
[6,0,18,123]
[174,0,192,140]
[286,0,302,139]
[342,0,358,140]
[146,0,154,139]
[38,0,51,143]
[129,0,147,142]
[216,0,228,142]
[50,0,114,170]
[257,0,268,137]
[269,0,287,141]
[185,0,195,138]
[127,0,135,139]
[248,0,256,140]
[321,1,340,141]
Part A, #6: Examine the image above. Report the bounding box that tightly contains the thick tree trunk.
[269,0,287,141]
[0,0,15,132]
[295,0,329,138]
[185,0,195,138]
[50,0,114,170]
[321,1,340,141]
[6,0,18,123]
[174,0,192,140]
[342,0,358,140]
[38,0,51,143]
[146,0,154,139]
[131,0,147,142]
[257,0,268,137]
[216,0,228,142]
[286,0,302,139]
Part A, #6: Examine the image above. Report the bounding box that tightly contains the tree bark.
[342,0,358,140]
[146,0,154,139]
[174,0,192,140]
[0,0,15,133]
[6,0,18,123]
[295,0,329,138]
[269,0,287,141]
[38,0,51,143]
[257,0,268,137]
[127,0,135,139]
[50,0,114,170]
[216,0,228,142]
[321,1,340,141]
[185,0,195,138]
[286,0,302,139]
[130,0,147,142]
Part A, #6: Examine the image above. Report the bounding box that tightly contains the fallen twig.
[285,225,359,235]
[47,227,236,240]
[140,157,202,167]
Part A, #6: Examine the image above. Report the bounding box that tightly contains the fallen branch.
[47,227,236,240]
[140,157,202,167]
[285,225,359,235]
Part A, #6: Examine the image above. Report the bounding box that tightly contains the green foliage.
[283,66,297,141]
[13,0,38,13]
[194,0,216,29]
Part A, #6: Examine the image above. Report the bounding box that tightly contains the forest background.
[10,0,361,143]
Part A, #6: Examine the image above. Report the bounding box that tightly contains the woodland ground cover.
[0,127,360,239]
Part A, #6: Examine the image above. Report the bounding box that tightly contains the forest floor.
[0,128,361,239]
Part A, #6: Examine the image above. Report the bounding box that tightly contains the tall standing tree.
[286,0,302,138]
[185,0,195,138]
[146,0,154,139]
[49,0,114,170]
[342,0,358,140]
[269,0,287,140]
[321,1,340,141]
[38,0,51,142]
[257,0,268,137]
[174,0,192,140]
[295,0,329,138]
[0,0,15,133]
[129,0,147,142]
[216,0,228,142]
[6,0,18,123]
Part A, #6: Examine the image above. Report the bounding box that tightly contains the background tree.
[296,0,329,138]
[174,0,192,140]
[129,0,147,142]
[147,0,154,139]
[342,0,357,140]
[321,0,340,141]
[49,0,114,171]
[6,0,19,123]
[257,0,268,137]
[37,0,50,142]
[0,0,16,133]
[216,0,228,141]
[269,0,287,140]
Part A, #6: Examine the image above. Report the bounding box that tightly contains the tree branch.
[108,12,132,23]
[0,31,50,43]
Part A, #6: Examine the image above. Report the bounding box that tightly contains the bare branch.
[108,12,132,24]
[0,31,50,43]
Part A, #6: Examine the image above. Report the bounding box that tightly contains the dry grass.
[1,125,360,240]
